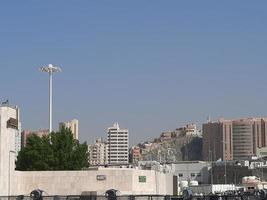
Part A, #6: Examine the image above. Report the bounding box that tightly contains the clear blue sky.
[1,1,267,145]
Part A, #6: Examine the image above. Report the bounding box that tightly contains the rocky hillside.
[140,135,202,162]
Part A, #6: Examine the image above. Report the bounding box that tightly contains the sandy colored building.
[59,119,79,140]
[203,118,267,161]
[88,138,107,166]
[21,129,49,148]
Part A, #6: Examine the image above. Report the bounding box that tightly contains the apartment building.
[21,129,49,147]
[88,138,107,166]
[107,123,129,164]
[129,146,141,164]
[203,118,267,161]
[59,119,79,140]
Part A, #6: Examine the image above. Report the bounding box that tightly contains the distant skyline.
[1,1,267,145]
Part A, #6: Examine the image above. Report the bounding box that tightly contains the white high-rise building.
[59,119,79,140]
[88,138,107,166]
[107,123,129,164]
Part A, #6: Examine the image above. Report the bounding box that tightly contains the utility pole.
[40,64,61,133]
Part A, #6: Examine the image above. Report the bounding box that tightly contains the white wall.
[10,168,173,196]
[0,106,17,196]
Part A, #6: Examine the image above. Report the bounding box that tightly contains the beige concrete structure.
[59,119,79,140]
[0,105,19,196]
[203,118,267,161]
[11,168,174,196]
[88,138,107,165]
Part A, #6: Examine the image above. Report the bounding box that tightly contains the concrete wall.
[11,168,174,196]
[170,162,211,184]
[0,106,18,196]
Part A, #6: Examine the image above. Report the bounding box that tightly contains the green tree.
[16,127,89,171]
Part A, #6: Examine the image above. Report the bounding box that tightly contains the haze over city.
[1,1,267,145]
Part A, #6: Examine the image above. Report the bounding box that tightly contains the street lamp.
[9,150,16,197]
[40,64,61,133]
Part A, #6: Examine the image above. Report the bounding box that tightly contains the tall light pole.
[40,64,61,133]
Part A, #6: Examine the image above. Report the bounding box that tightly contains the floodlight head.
[40,64,61,73]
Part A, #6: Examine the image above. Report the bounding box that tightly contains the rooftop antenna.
[40,64,61,133]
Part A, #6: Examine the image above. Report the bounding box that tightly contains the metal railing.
[0,194,264,200]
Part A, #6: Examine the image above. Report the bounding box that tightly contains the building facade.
[107,123,129,164]
[169,161,211,184]
[0,105,21,157]
[0,104,20,195]
[175,123,200,137]
[21,129,49,148]
[203,118,267,161]
[130,146,141,164]
[14,108,22,157]
[59,119,79,140]
[202,119,232,161]
[88,138,107,165]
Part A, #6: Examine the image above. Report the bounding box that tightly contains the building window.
[139,176,146,183]
[191,173,195,177]
[197,173,201,177]
[178,173,183,177]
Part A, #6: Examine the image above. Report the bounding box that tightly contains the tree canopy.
[16,127,89,171]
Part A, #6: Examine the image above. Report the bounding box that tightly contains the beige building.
[21,129,49,148]
[88,138,107,166]
[130,146,141,164]
[59,119,79,140]
[175,123,200,137]
[203,118,267,161]
[160,131,173,141]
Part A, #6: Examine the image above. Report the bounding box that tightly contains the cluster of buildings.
[0,103,175,196]
[129,123,201,164]
[12,112,79,157]
[88,123,201,166]
[3,98,267,196]
[157,123,201,142]
[88,122,129,165]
